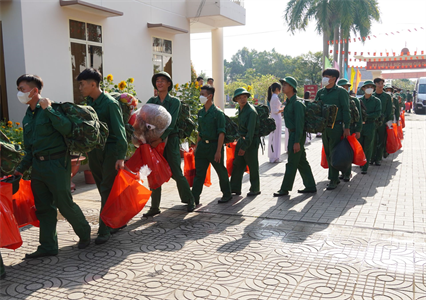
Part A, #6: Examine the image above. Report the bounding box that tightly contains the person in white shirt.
[267,82,284,162]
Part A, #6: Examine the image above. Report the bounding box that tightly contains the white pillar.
[211,28,224,110]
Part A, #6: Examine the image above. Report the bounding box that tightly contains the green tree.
[392,79,415,91]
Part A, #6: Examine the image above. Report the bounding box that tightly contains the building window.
[70,20,103,103]
[152,37,172,76]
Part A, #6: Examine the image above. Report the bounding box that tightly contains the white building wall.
[1,1,27,123]
[3,0,191,122]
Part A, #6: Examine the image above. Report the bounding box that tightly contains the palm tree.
[284,0,380,73]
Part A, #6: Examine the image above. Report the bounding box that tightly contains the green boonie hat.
[233,87,251,102]
[384,84,393,90]
[279,76,298,92]
[362,80,376,88]
[152,71,173,92]
[337,78,351,87]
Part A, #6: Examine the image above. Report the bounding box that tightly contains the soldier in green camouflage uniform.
[230,88,261,196]
[337,79,362,181]
[371,78,393,166]
[77,69,128,245]
[14,74,91,258]
[192,85,232,204]
[358,81,382,174]
[274,77,316,196]
[144,72,195,215]
[315,69,351,190]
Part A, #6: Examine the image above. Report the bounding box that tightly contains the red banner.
[304,85,318,100]
[366,59,426,70]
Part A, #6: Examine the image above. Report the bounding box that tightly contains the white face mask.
[199,95,208,105]
[17,91,32,104]
[365,88,374,95]
[322,77,330,86]
[385,91,392,95]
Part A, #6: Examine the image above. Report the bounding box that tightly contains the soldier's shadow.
[2,206,244,296]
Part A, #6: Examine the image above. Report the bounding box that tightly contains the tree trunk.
[333,27,339,65]
[323,31,329,70]
[339,28,344,75]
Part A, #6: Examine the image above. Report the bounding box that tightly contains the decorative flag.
[350,67,356,89]
[333,60,339,70]
[344,63,348,80]
[354,68,362,93]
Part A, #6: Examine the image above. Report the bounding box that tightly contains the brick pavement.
[1,113,425,299]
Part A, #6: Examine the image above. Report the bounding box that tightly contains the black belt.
[203,139,218,144]
[334,121,343,125]
[35,151,67,161]
[168,133,179,139]
[288,129,295,132]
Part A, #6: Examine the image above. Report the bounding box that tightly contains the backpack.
[109,92,135,143]
[304,101,338,133]
[0,130,25,176]
[176,101,196,140]
[254,104,276,137]
[350,98,360,125]
[224,115,239,144]
[52,103,109,154]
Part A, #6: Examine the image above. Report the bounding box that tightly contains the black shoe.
[187,204,195,212]
[375,161,381,166]
[110,225,127,235]
[194,199,200,205]
[339,175,344,180]
[273,190,289,197]
[361,171,367,174]
[95,234,110,245]
[383,152,389,159]
[218,196,232,203]
[343,176,350,182]
[326,180,340,190]
[231,191,241,196]
[142,210,161,218]
[77,239,90,249]
[181,199,189,204]
[247,191,261,197]
[25,250,58,259]
[297,188,317,193]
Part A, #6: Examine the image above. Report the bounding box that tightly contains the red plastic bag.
[226,142,249,177]
[125,143,172,190]
[0,182,23,250]
[204,164,212,187]
[12,179,39,228]
[321,145,328,168]
[400,111,405,128]
[347,134,366,166]
[386,124,401,154]
[183,149,211,187]
[397,124,404,140]
[101,169,152,228]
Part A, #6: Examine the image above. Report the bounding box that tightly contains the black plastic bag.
[331,138,354,172]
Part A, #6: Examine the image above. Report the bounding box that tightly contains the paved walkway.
[1,114,425,299]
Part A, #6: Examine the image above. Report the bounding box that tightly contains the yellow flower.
[15,129,19,132]
[18,142,21,145]
[7,124,12,128]
[185,83,189,89]
[15,122,20,126]
[195,81,199,88]
[174,84,179,90]
[129,78,134,83]
[20,153,25,156]
[118,81,127,90]
[19,127,23,131]
[247,85,252,92]
[10,141,14,144]
[1,126,5,129]
[107,74,113,81]
[191,82,194,87]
